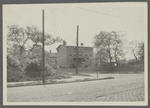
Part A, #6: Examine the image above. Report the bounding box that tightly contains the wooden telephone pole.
[42,10,45,83]
[76,25,79,74]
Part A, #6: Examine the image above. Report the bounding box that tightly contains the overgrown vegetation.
[7,55,22,82]
[25,62,41,77]
[7,25,63,82]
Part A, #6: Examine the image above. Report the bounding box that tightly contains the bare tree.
[137,42,144,63]
[128,41,140,63]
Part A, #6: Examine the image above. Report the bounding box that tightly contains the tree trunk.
[107,44,112,67]
[20,46,23,55]
[115,50,118,66]
[133,52,138,63]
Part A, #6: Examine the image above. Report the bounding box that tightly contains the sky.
[3,2,147,60]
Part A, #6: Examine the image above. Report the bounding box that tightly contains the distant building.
[56,45,93,68]
[45,51,57,68]
[49,52,57,64]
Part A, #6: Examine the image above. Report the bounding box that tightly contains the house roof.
[56,45,93,50]
[49,53,57,58]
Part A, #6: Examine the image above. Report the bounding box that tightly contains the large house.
[56,45,93,68]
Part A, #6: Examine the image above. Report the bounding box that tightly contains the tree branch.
[22,38,29,46]
[14,35,21,46]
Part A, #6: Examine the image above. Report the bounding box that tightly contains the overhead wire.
[76,7,144,22]
[9,9,35,26]
[9,9,67,48]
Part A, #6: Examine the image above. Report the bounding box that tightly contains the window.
[73,47,77,50]
[69,54,72,56]
[69,47,72,51]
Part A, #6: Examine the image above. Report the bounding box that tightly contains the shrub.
[7,55,22,82]
[25,62,42,78]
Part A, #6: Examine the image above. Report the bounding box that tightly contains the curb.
[7,77,114,88]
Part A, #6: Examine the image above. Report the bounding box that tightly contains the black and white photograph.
[3,2,148,105]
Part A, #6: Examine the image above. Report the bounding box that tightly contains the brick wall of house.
[66,46,93,68]
[57,45,68,67]
[57,45,93,68]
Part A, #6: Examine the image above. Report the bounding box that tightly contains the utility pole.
[76,25,79,74]
[42,9,45,83]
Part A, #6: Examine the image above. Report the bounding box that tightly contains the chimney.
[63,40,67,45]
[81,43,83,46]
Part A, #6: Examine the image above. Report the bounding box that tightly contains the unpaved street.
[7,74,145,102]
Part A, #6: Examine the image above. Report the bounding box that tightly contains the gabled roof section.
[56,45,63,50]
[66,45,93,48]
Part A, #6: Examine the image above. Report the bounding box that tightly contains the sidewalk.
[7,73,114,88]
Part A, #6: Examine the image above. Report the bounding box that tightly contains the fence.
[57,64,144,73]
